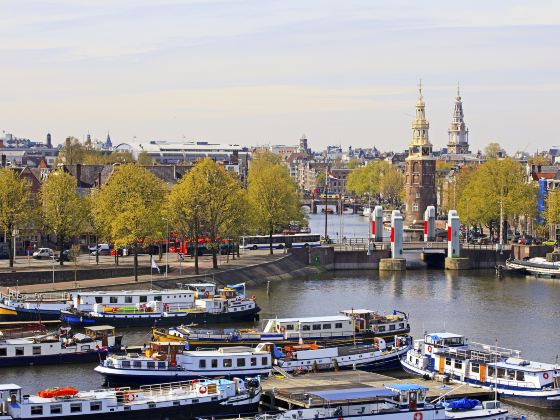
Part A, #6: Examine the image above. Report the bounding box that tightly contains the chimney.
[232,149,239,164]
[76,164,82,187]
[1,154,6,167]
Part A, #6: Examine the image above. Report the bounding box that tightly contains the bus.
[241,234,321,251]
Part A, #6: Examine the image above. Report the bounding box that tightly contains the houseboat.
[506,257,560,277]
[94,341,272,385]
[0,326,121,367]
[255,383,518,420]
[154,309,410,347]
[401,332,560,410]
[260,335,412,373]
[0,377,261,419]
[0,289,71,322]
[61,284,259,327]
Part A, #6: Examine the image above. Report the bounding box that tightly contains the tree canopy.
[93,164,166,280]
[484,142,505,159]
[0,169,32,268]
[346,161,404,207]
[247,153,304,253]
[39,170,87,265]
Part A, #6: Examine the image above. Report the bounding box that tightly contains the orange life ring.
[414,412,423,420]
[251,295,256,300]
[427,345,432,353]
[126,393,135,402]
[543,372,549,379]
[204,291,210,298]
[280,326,286,333]
[199,385,207,394]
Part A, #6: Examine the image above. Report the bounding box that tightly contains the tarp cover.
[312,387,396,401]
[446,398,480,410]
[386,383,429,392]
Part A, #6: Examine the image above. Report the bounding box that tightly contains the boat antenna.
[494,338,498,403]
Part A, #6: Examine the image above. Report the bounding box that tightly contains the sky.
[1,0,559,153]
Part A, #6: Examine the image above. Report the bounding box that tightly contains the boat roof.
[386,383,429,392]
[267,315,350,323]
[186,283,216,288]
[74,289,192,296]
[489,359,557,372]
[311,387,396,401]
[0,384,21,391]
[185,347,267,356]
[340,309,378,315]
[84,325,115,331]
[426,333,464,340]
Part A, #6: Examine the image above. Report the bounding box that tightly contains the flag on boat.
[226,282,246,297]
[327,171,338,180]
[151,259,160,273]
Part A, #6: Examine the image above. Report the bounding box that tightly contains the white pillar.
[372,206,384,241]
[391,210,404,258]
[447,210,460,257]
[424,205,436,242]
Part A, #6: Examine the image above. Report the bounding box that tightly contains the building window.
[412,203,419,212]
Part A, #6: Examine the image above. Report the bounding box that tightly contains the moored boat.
[0,326,122,367]
[94,342,272,385]
[154,309,410,347]
[0,289,71,322]
[506,257,560,277]
[260,335,412,373]
[61,283,259,327]
[0,377,261,419]
[401,332,560,410]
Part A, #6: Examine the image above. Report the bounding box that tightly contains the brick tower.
[447,83,470,154]
[404,81,437,226]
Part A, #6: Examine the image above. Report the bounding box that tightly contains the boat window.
[158,362,166,369]
[471,363,480,373]
[70,403,82,413]
[335,323,343,329]
[110,297,118,304]
[445,358,451,366]
[454,360,462,369]
[90,402,102,411]
[237,358,246,367]
[286,325,294,331]
[223,359,233,368]
[31,406,43,415]
[125,296,133,303]
[154,296,162,302]
[251,357,257,366]
[507,370,515,380]
[389,325,396,331]
[322,324,331,330]
[488,366,495,377]
[211,359,218,368]
[133,361,142,368]
[497,368,505,378]
[199,360,206,368]
[147,361,155,369]
[262,356,268,365]
[81,345,91,352]
[15,347,24,356]
[139,296,148,303]
[312,324,321,331]
[516,371,525,381]
[95,297,103,304]
[122,361,131,368]
[378,326,386,332]
[50,405,62,414]
[0,348,6,356]
[399,323,404,329]
[302,325,310,331]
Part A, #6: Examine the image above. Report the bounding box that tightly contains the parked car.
[519,235,535,245]
[90,244,111,256]
[55,250,71,262]
[32,248,54,259]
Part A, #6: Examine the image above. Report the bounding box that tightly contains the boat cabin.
[73,290,195,311]
[0,384,21,417]
[180,346,272,371]
[84,326,116,346]
[185,283,217,299]
[262,316,353,339]
[487,359,559,388]
[340,309,409,334]
[424,332,467,354]
[385,383,428,410]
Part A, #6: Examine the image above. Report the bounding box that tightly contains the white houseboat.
[401,332,560,410]
[0,377,261,419]
[258,383,520,420]
[94,342,272,385]
[0,326,121,367]
[0,290,71,322]
[61,283,259,327]
[155,309,410,347]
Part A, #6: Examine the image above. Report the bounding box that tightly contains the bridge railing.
[328,238,510,252]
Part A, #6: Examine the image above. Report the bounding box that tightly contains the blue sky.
[1,0,559,152]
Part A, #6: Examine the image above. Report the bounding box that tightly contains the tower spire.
[457,81,460,98]
[418,78,423,99]
[447,83,469,154]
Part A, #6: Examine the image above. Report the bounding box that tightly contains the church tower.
[404,81,437,226]
[447,84,470,154]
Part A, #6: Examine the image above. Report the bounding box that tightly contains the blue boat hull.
[0,307,62,322]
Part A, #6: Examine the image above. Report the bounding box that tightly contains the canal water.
[3,269,559,419]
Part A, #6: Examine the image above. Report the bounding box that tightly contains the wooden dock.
[261,370,493,410]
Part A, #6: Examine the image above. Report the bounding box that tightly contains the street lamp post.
[165,218,169,278]
[51,255,55,289]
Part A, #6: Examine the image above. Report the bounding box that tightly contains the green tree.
[346,161,402,205]
[247,153,304,254]
[378,164,404,208]
[58,137,86,165]
[346,159,362,169]
[40,171,87,266]
[93,164,166,280]
[528,154,552,166]
[545,191,560,238]
[137,151,155,165]
[484,142,505,159]
[0,169,32,269]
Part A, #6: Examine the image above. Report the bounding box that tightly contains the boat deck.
[261,370,493,410]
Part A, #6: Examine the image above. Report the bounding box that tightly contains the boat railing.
[6,289,70,302]
[470,342,522,358]
[492,380,540,390]
[140,380,209,395]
